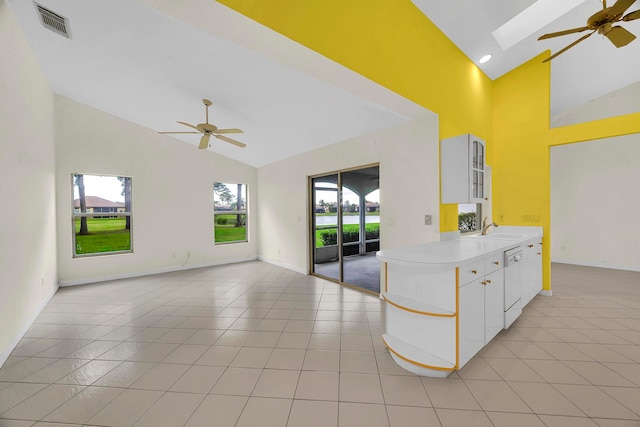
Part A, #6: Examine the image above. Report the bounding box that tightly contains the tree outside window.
[458,203,481,233]
[214,182,247,244]
[72,173,132,256]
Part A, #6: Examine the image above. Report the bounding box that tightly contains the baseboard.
[0,284,58,368]
[538,290,553,297]
[258,256,307,275]
[59,256,259,287]
[551,260,640,273]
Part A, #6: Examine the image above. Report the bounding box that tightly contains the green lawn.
[74,215,372,252]
[74,217,130,255]
[215,214,247,243]
[215,225,247,243]
[314,223,379,248]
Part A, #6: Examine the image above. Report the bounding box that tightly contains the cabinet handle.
[481,281,487,285]
[528,244,534,248]
[471,270,477,274]
[486,279,492,284]
[493,261,499,265]
[537,252,541,255]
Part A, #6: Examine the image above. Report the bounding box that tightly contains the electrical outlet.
[425,215,432,225]
[522,214,540,223]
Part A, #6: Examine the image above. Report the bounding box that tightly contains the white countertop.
[377,226,543,266]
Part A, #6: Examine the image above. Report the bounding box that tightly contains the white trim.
[58,256,258,287]
[552,260,640,273]
[0,285,58,368]
[539,290,553,297]
[258,255,307,275]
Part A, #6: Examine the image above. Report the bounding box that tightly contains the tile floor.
[0,261,639,426]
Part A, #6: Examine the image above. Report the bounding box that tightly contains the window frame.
[458,203,482,234]
[71,173,133,258]
[213,182,248,245]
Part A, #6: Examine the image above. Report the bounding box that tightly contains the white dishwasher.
[504,247,523,328]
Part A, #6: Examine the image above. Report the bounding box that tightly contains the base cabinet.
[521,238,543,305]
[459,279,484,367]
[378,227,543,377]
[484,269,505,342]
[458,261,504,368]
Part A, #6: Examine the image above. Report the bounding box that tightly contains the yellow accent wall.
[492,52,640,290]
[218,0,640,290]
[217,0,493,232]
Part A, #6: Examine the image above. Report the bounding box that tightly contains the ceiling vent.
[35,3,70,38]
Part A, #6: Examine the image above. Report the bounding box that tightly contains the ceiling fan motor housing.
[198,123,218,133]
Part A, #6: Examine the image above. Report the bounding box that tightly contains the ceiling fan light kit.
[538,0,640,62]
[158,98,246,149]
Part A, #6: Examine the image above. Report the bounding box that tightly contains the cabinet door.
[459,279,484,368]
[471,139,485,202]
[534,241,543,296]
[521,240,539,306]
[441,134,486,204]
[484,269,504,344]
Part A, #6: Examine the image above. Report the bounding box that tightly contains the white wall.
[0,1,58,365]
[55,96,258,284]
[257,116,440,273]
[551,133,640,271]
[551,81,640,128]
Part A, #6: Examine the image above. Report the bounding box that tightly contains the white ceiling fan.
[159,98,246,149]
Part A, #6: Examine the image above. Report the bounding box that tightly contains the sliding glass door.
[312,174,340,282]
[310,165,380,293]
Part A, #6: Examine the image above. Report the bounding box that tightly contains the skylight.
[492,0,587,51]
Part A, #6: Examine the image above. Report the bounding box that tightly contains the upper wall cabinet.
[441,134,486,204]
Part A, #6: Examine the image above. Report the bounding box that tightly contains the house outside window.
[72,173,132,256]
[214,182,247,244]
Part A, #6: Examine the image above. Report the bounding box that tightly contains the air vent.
[35,3,70,38]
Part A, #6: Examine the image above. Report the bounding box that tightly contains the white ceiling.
[7,0,429,167]
[7,0,639,165]
[412,0,640,119]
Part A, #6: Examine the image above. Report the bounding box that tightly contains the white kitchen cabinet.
[459,278,484,367]
[441,134,486,203]
[458,256,504,368]
[377,226,542,377]
[484,268,505,342]
[521,238,543,306]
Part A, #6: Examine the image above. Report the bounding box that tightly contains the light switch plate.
[425,215,432,225]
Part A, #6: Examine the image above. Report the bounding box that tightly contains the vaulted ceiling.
[7,0,640,166]
[413,0,640,125]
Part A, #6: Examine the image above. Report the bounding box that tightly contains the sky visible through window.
[73,175,124,203]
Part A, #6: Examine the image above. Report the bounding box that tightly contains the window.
[72,174,132,257]
[458,203,482,233]
[214,182,247,244]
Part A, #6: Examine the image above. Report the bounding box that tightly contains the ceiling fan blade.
[538,26,590,40]
[199,134,211,149]
[177,121,202,132]
[214,134,246,148]
[605,25,637,46]
[609,0,636,17]
[543,31,595,62]
[623,9,640,20]
[212,128,243,134]
[158,131,200,134]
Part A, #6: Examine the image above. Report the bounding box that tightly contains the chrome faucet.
[481,216,498,235]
